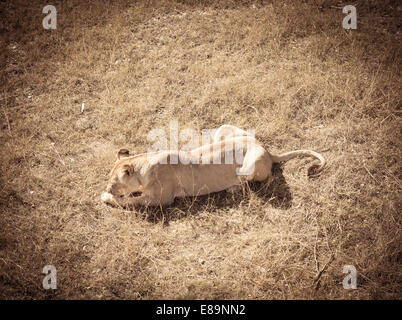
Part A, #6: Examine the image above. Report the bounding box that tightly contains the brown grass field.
[0,0,401,299]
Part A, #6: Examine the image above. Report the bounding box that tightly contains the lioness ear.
[117,149,130,160]
[122,164,134,176]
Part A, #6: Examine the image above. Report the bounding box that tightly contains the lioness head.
[106,149,142,197]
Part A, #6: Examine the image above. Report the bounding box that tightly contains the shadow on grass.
[141,163,292,225]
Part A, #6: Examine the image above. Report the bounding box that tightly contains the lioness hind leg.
[213,125,253,142]
[237,150,272,182]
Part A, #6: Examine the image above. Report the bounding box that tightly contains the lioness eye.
[124,169,130,176]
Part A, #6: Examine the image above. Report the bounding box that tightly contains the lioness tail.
[270,150,326,176]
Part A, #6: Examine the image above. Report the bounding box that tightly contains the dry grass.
[0,0,401,299]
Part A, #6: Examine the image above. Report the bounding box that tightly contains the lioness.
[101,127,325,208]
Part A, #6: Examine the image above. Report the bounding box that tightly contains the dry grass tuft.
[0,0,401,299]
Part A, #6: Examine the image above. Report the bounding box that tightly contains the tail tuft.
[271,149,326,176]
[307,164,321,177]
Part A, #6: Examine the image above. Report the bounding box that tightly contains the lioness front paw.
[225,185,242,194]
[101,192,115,204]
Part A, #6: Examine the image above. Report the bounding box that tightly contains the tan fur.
[101,125,325,208]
